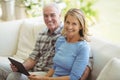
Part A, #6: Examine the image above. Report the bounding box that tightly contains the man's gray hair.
[43,2,61,14]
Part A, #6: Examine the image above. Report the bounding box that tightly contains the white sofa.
[0,17,120,80]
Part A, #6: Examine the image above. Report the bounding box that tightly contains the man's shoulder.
[37,29,48,36]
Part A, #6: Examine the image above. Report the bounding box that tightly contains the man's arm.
[23,58,36,70]
[80,66,91,80]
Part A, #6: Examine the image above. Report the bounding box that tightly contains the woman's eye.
[66,21,69,24]
[73,23,77,26]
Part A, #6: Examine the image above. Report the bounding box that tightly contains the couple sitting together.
[0,2,92,80]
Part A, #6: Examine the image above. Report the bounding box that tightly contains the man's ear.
[59,12,62,18]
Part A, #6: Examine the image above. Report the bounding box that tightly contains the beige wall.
[89,0,120,45]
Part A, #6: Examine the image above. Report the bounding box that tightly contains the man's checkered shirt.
[29,24,63,72]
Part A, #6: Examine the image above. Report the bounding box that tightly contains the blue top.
[53,36,90,80]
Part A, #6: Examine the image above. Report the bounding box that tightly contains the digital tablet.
[8,57,30,76]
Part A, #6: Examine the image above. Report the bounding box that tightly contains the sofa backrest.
[0,20,22,56]
[89,36,120,80]
[13,18,46,60]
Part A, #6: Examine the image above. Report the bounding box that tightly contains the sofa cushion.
[0,56,10,64]
[97,57,120,80]
[89,36,120,80]
[13,20,46,60]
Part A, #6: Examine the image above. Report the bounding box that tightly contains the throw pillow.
[13,20,36,60]
[13,20,45,60]
[96,57,120,80]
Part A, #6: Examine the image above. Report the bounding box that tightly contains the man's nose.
[48,16,52,21]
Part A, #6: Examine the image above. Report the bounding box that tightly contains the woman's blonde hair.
[62,8,89,41]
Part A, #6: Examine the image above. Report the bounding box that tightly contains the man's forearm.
[23,58,36,70]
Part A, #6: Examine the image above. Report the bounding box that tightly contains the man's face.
[43,6,61,32]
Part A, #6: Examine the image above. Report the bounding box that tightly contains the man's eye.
[44,15,48,18]
[51,14,55,17]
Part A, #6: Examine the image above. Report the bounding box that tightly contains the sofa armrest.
[89,36,120,80]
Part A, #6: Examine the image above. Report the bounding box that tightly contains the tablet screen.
[8,57,30,76]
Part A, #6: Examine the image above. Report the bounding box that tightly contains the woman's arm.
[29,75,70,80]
[48,76,70,80]
[45,68,54,77]
[70,44,90,80]
[29,68,70,80]
[45,68,70,79]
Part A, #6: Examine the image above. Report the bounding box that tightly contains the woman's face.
[64,15,81,38]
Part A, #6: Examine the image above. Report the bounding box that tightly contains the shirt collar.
[47,22,63,35]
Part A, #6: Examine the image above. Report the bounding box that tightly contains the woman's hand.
[28,74,49,80]
[10,64,18,72]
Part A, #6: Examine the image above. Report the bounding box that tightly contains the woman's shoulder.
[55,36,66,48]
[57,36,66,42]
[76,41,90,55]
[77,40,90,48]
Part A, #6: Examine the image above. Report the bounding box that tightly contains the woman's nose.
[68,24,73,29]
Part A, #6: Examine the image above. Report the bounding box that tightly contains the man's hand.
[10,64,18,72]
